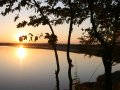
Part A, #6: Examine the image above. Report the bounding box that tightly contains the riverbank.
[0,43,81,52]
[0,43,120,57]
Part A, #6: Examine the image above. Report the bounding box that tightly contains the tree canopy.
[0,0,88,28]
[1,0,120,45]
[79,0,120,47]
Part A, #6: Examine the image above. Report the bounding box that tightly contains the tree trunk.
[53,44,60,90]
[103,61,112,90]
[67,0,74,89]
[67,29,73,90]
[33,1,60,90]
[102,50,113,90]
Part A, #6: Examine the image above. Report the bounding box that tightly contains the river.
[0,46,119,90]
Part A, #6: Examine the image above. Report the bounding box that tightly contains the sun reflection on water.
[17,45,26,63]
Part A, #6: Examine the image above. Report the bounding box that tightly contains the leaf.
[17,21,27,28]
[34,36,38,42]
[28,33,33,36]
[44,33,50,39]
[44,33,58,45]
[14,15,19,22]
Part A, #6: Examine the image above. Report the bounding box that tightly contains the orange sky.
[0,11,91,44]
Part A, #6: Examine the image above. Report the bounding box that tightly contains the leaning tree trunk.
[30,0,60,90]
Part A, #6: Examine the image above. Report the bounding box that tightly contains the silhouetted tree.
[0,0,89,90]
[0,1,60,90]
[78,0,120,90]
[50,1,88,89]
[0,0,87,90]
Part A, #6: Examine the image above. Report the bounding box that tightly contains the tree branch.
[88,0,108,48]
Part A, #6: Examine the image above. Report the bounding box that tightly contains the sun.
[17,45,26,62]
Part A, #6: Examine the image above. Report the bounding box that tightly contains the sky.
[0,5,91,44]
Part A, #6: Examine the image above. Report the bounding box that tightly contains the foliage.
[19,32,58,44]
[0,0,88,28]
[1,0,120,46]
[44,33,58,45]
[85,1,120,90]
[78,0,120,47]
[19,33,43,42]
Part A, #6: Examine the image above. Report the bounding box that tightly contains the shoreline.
[0,43,81,53]
[0,43,120,58]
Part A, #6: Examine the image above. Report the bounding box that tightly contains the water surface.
[0,46,119,90]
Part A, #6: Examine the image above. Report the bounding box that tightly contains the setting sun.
[17,45,26,62]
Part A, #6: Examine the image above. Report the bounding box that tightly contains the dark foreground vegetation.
[73,71,120,90]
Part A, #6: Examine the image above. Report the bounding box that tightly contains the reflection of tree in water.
[73,60,80,90]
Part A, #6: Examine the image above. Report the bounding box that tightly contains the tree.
[0,0,89,90]
[50,1,88,89]
[0,0,60,90]
[78,0,120,90]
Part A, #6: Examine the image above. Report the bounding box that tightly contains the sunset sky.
[0,7,91,44]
